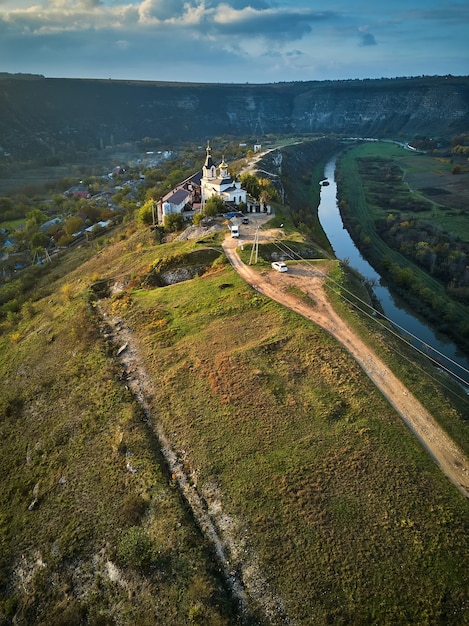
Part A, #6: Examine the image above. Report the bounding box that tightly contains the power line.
[268,237,469,397]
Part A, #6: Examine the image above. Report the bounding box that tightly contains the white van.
[231,225,239,238]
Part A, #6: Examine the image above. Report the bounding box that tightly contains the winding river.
[317,156,469,389]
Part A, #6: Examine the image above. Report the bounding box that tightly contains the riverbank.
[335,142,469,358]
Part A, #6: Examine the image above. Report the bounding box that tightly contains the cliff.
[0,75,468,159]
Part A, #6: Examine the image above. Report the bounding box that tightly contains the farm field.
[344,141,469,241]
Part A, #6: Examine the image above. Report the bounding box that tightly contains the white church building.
[201,143,246,207]
[157,143,248,223]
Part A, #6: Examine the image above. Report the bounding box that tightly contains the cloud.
[211,4,336,40]
[404,4,469,23]
[360,32,376,46]
[138,0,186,23]
[1,0,338,42]
[0,1,467,83]
[45,0,103,9]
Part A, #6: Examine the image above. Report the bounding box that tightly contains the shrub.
[193,212,203,225]
[117,526,154,569]
[164,213,184,232]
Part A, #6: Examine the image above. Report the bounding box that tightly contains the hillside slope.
[1,217,467,625]
[0,75,468,159]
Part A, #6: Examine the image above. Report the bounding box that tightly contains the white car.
[271,261,288,272]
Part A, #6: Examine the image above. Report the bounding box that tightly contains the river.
[317,156,469,389]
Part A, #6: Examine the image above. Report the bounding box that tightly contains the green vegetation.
[323,261,469,455]
[0,230,237,625]
[101,236,468,624]
[273,139,338,253]
[0,140,468,625]
[336,142,469,352]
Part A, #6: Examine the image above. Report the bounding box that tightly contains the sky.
[0,0,468,84]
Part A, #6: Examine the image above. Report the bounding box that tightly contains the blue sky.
[1,0,468,83]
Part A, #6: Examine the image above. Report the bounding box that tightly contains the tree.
[240,173,260,199]
[30,231,50,249]
[25,208,48,230]
[51,194,66,211]
[136,200,156,226]
[164,212,184,232]
[204,195,225,216]
[81,204,101,223]
[64,216,84,236]
[0,197,19,221]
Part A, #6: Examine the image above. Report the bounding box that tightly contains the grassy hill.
[0,213,467,624]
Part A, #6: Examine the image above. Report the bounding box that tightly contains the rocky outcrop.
[0,75,467,159]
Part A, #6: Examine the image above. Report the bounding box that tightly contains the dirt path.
[222,233,469,499]
[100,303,292,625]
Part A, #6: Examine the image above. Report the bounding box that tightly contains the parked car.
[271,261,288,272]
[231,225,240,238]
[242,217,249,224]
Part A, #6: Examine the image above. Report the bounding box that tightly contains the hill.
[0,75,468,160]
[0,204,468,624]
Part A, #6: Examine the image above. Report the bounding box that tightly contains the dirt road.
[222,230,469,499]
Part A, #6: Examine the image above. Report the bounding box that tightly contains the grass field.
[0,194,468,623]
[0,228,238,625]
[94,226,468,624]
[342,141,469,241]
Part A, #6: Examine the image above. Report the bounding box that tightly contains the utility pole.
[249,225,260,265]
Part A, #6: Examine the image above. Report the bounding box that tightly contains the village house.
[159,171,202,221]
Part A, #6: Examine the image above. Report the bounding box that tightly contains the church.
[200,143,247,207]
[158,143,248,223]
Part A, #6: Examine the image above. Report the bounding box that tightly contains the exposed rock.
[1,76,467,159]
[176,222,225,241]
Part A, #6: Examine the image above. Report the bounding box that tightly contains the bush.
[136,200,156,225]
[192,212,204,225]
[164,213,184,232]
[204,196,225,216]
[117,526,154,569]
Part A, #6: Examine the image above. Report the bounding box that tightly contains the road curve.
[222,234,469,499]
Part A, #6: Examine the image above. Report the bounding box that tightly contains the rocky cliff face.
[0,75,467,159]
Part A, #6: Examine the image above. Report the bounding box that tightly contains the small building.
[65,185,90,199]
[39,217,63,233]
[161,188,191,217]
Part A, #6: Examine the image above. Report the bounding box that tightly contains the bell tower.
[202,141,217,180]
